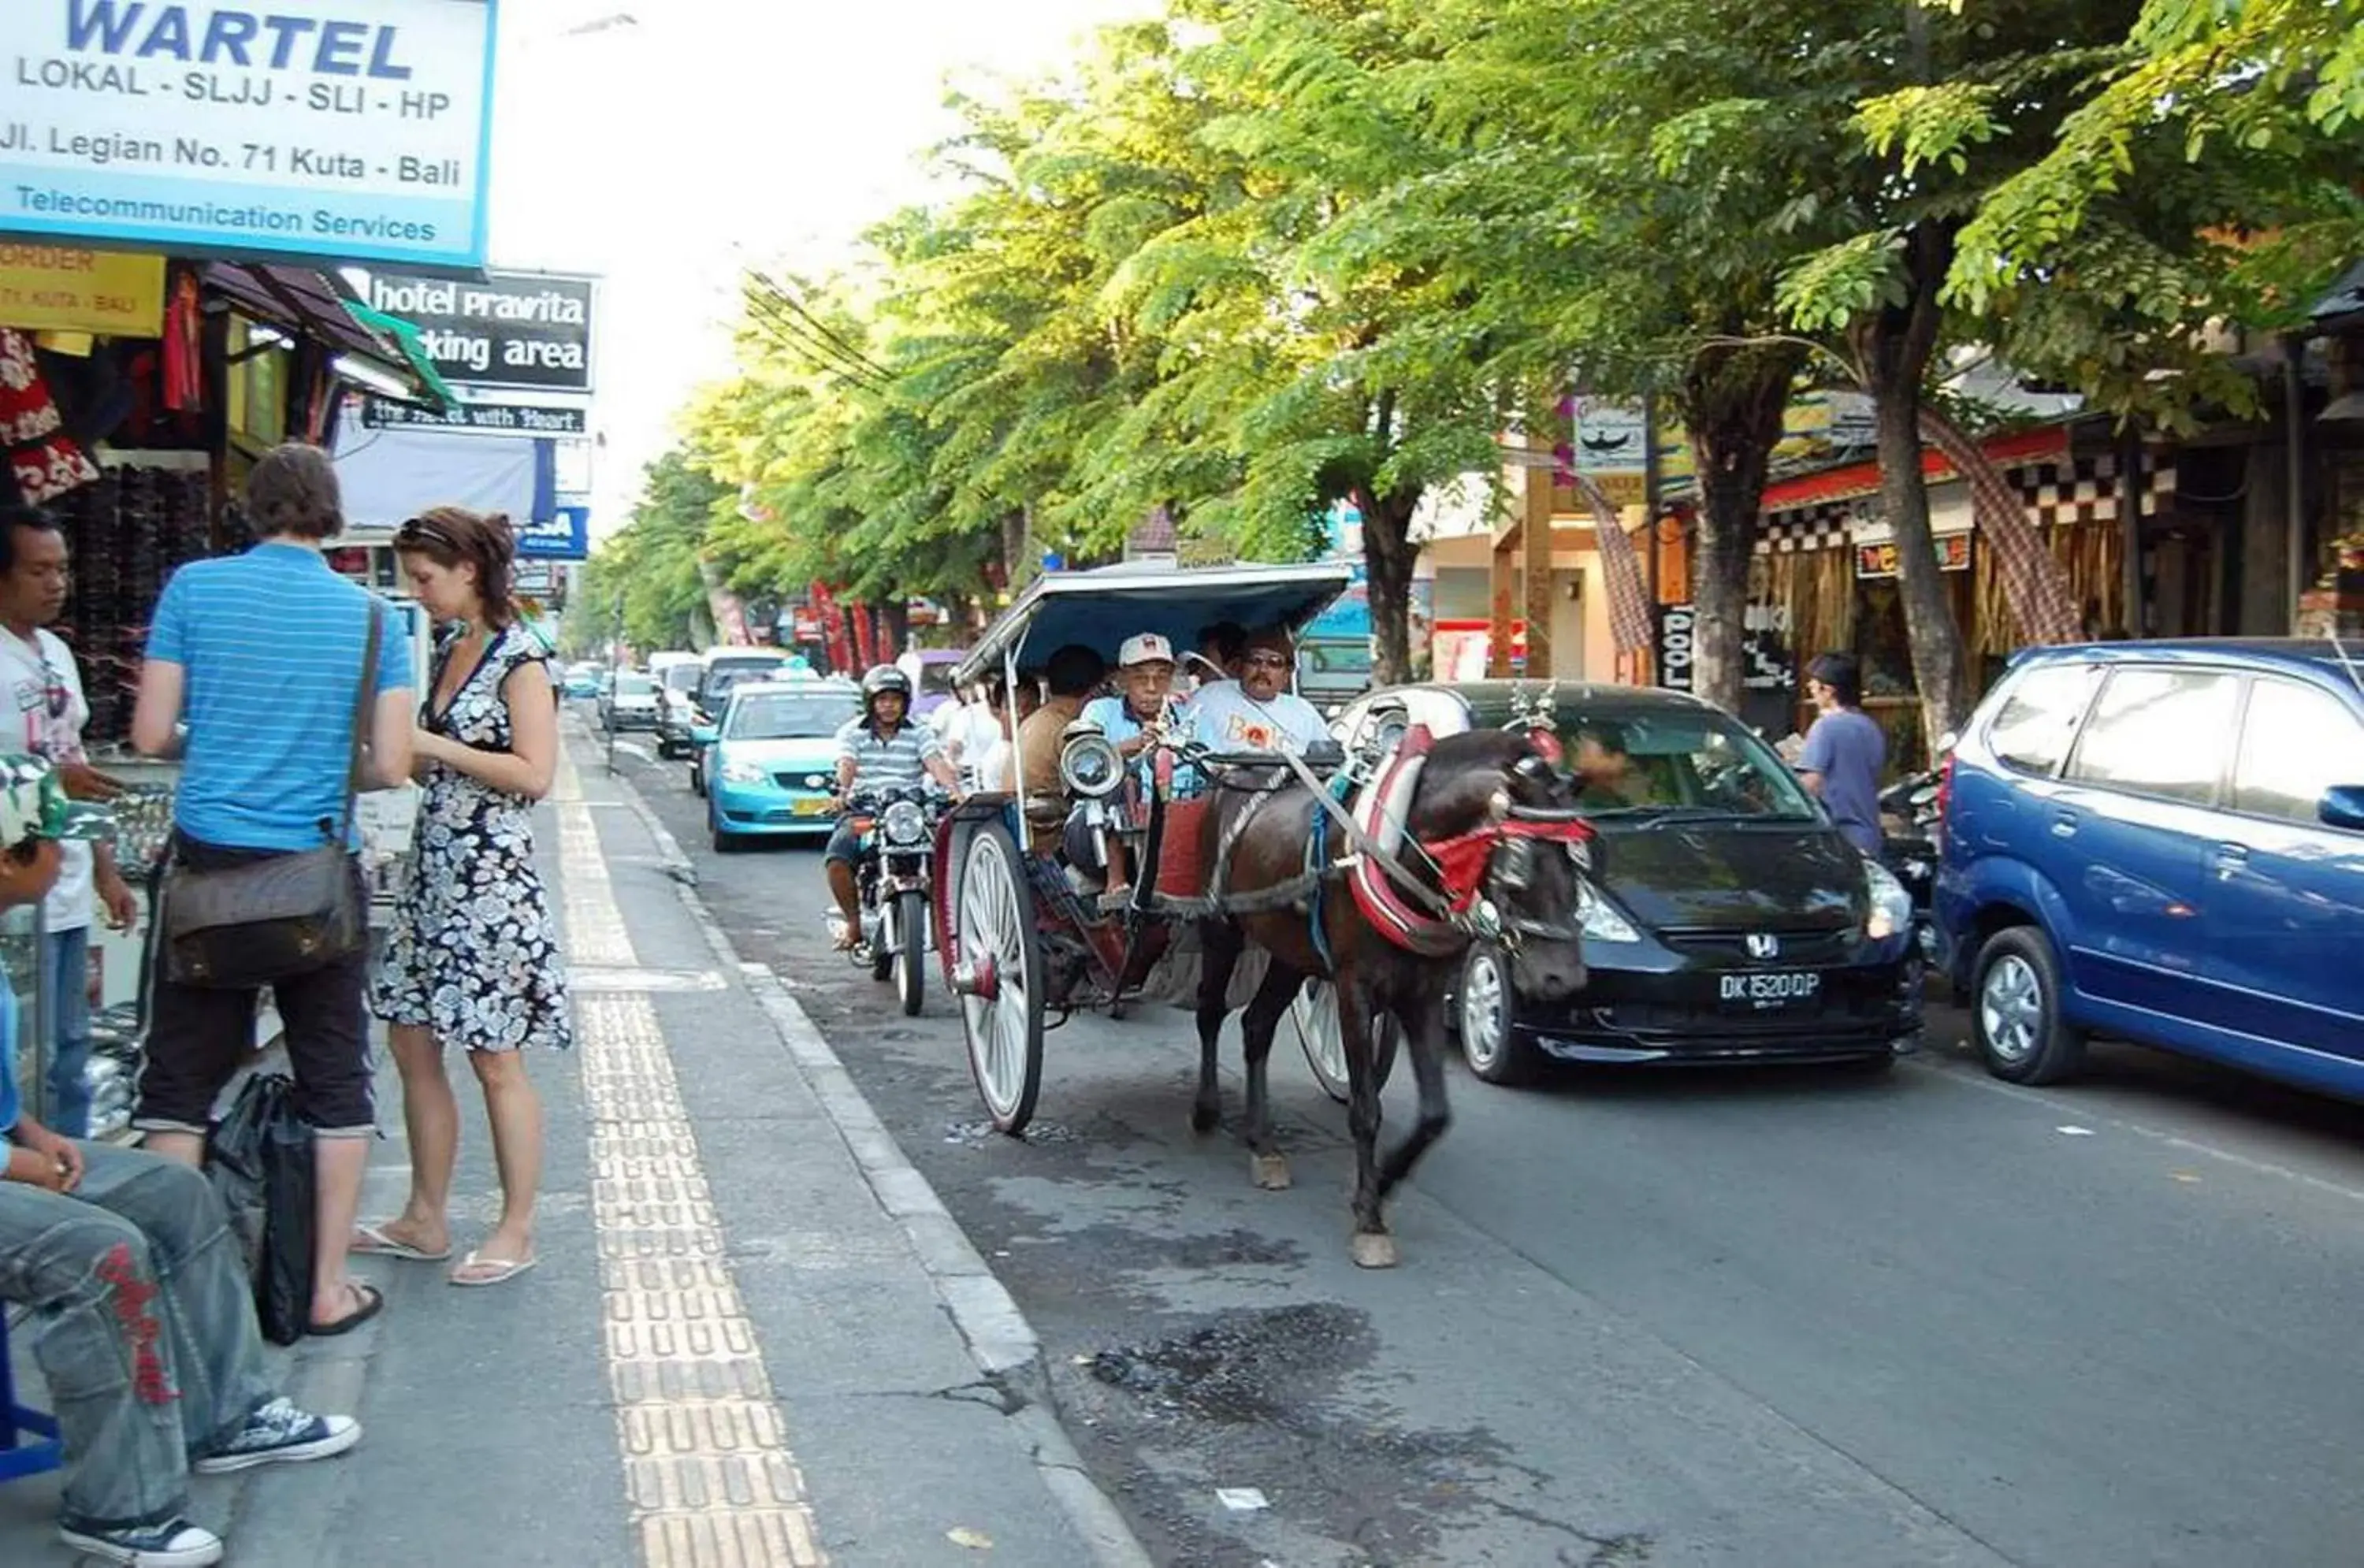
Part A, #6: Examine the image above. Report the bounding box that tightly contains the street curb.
[608,770,1156,1568]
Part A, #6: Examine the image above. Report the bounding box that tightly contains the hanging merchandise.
[162,270,204,414]
[53,465,211,746]
[0,330,100,505]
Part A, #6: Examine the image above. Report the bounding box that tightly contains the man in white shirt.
[0,505,137,1138]
[931,679,1006,793]
[1186,625,1327,755]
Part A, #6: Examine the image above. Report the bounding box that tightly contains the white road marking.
[1922,1057,2364,1208]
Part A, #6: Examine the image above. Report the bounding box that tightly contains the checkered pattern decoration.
[2016,451,2176,529]
[1756,502,1860,555]
[1570,471,1656,655]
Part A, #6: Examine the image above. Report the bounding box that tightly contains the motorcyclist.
[827,665,960,949]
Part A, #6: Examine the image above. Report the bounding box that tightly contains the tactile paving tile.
[554,769,829,1566]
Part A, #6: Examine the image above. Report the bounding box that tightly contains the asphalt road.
[614,732,2364,1568]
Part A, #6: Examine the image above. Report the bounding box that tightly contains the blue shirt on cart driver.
[1080,693,1202,798]
[147,544,414,853]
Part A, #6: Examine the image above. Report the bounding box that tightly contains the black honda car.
[1332,682,1923,1083]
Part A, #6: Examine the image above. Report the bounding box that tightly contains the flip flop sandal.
[449,1252,538,1288]
[307,1283,384,1338]
[351,1222,452,1262]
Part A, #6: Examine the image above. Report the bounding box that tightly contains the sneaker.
[57,1515,224,1567]
[191,1397,362,1474]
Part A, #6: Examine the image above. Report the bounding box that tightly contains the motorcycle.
[841,784,946,1016]
[1878,766,1942,964]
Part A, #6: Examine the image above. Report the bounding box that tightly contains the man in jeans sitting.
[0,754,360,1568]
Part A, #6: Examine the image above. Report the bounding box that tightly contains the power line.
[744,269,895,385]
[740,288,888,392]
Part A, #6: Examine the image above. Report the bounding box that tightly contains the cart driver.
[1069,634,1192,897]
[826,665,961,949]
[1185,625,1326,756]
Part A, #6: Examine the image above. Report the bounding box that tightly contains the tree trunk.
[1356,485,1420,686]
[1001,507,1031,590]
[1856,221,1971,752]
[878,596,911,660]
[1679,343,1802,714]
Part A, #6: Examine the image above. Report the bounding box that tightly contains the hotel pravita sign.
[0,1,497,269]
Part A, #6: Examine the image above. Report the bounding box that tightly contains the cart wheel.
[954,822,1043,1135]
[1289,979,1399,1105]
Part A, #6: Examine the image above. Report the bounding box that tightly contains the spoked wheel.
[894,887,927,1017]
[1288,979,1400,1105]
[953,823,1043,1134]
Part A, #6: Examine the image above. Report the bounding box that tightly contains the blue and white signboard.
[0,0,499,269]
[515,503,586,562]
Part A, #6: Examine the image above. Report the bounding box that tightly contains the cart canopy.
[954,561,1356,687]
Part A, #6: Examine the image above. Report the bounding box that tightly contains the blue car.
[1936,638,2364,1100]
[704,680,863,853]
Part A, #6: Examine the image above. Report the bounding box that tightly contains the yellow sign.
[0,245,166,336]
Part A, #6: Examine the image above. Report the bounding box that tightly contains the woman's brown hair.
[395,506,520,626]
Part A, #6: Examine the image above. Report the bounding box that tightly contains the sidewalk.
[3,735,1137,1566]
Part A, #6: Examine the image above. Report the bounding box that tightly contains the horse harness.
[1164,725,1594,964]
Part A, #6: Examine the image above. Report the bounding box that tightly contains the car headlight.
[883,799,928,845]
[719,760,767,786]
[1060,733,1124,797]
[1574,878,1641,943]
[1863,857,1912,943]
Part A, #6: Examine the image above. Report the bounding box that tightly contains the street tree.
[1399,0,1879,710]
[580,448,732,655]
[1775,0,2150,744]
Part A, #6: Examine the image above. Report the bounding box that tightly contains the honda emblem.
[1745,932,1781,960]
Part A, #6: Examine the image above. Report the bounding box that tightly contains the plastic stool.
[0,1312,64,1481]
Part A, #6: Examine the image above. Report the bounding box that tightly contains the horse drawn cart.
[931,560,1359,1135]
[934,562,1599,1267]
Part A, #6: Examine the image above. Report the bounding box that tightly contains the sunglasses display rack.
[54,464,213,748]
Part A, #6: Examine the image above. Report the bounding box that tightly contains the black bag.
[161,604,381,989]
[205,1072,317,1347]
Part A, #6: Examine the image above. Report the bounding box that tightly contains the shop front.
[0,243,448,1131]
[1751,424,2172,764]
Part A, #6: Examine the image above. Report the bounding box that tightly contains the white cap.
[1117,633,1176,669]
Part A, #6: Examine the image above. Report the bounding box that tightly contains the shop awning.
[2307,259,2364,333]
[341,301,458,410]
[1760,424,2071,513]
[196,262,450,408]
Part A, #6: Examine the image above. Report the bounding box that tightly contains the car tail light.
[1934,752,1956,844]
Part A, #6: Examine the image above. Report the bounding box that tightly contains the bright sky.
[479,0,1153,533]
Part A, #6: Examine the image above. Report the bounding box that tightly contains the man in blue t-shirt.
[0,754,360,1568]
[128,442,415,1341]
[1798,651,1887,856]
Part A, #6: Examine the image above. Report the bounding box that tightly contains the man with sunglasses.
[0,504,138,1139]
[1184,625,1326,756]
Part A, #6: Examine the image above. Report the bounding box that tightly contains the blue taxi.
[704,678,863,853]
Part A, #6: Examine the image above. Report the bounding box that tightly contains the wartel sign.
[0,1,498,269]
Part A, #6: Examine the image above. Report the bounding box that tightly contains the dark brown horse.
[1189,729,1590,1267]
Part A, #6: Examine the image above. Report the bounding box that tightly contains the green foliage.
[631,0,2360,688]
[578,449,732,654]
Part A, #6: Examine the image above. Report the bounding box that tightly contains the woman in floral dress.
[359,507,569,1287]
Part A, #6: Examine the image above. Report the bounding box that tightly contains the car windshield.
[703,663,786,703]
[663,665,703,693]
[727,692,860,740]
[614,674,655,697]
[916,662,961,696]
[1545,704,1816,819]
